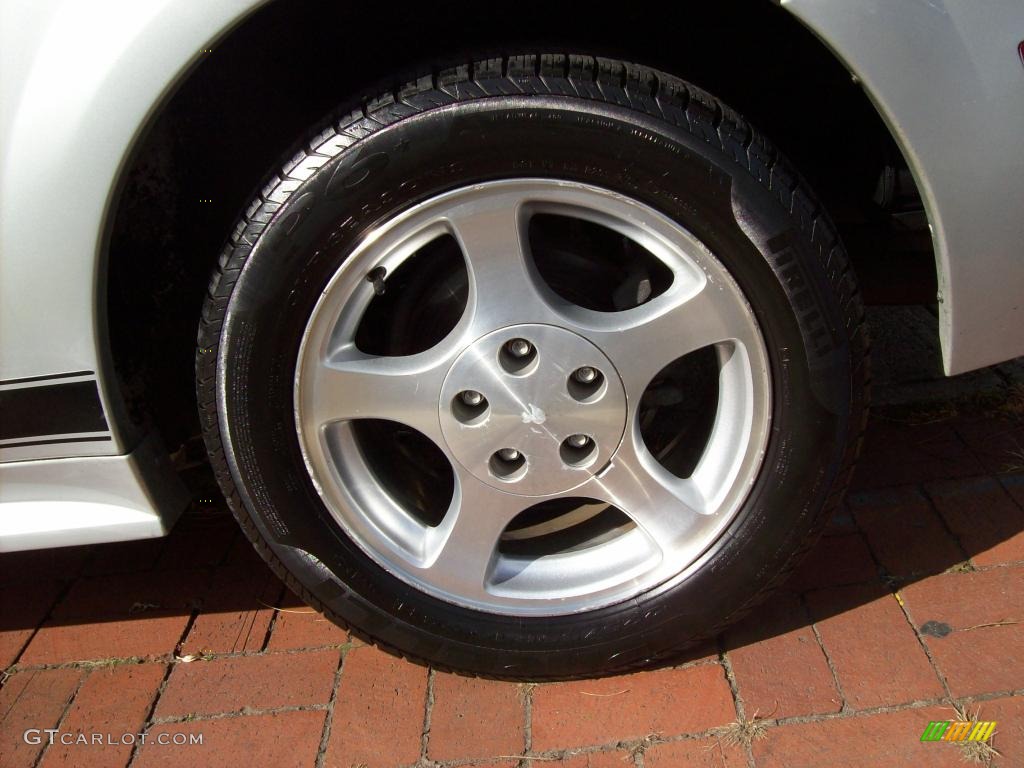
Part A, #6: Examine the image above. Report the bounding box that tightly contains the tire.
[197,54,868,680]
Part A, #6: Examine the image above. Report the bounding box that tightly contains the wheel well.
[106,0,931,452]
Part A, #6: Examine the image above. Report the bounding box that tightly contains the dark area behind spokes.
[350,212,720,559]
[355,233,468,356]
[639,346,721,479]
[353,419,453,528]
[500,499,633,556]
[528,213,673,311]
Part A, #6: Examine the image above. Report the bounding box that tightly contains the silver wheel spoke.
[443,195,559,331]
[584,435,705,555]
[300,348,449,441]
[420,468,525,600]
[568,279,761,398]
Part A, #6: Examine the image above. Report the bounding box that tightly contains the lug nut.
[460,390,485,407]
[507,339,533,358]
[573,366,599,384]
[490,447,526,481]
[566,434,591,449]
[560,433,598,468]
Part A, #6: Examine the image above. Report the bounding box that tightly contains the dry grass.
[950,703,1001,765]
[879,380,1024,427]
[904,401,961,426]
[960,382,1024,421]
[709,716,769,749]
[958,738,1000,764]
[1003,447,1024,473]
[996,382,1024,419]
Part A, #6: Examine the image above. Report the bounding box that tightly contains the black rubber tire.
[197,54,868,680]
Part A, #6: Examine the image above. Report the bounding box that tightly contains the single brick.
[0,546,90,587]
[531,662,734,751]
[900,561,1024,630]
[902,566,1024,697]
[754,706,966,768]
[0,667,84,767]
[134,710,325,768]
[155,648,339,717]
[326,645,428,768]
[82,538,166,576]
[806,584,944,709]
[927,477,1024,566]
[21,616,192,666]
[727,592,842,718]
[922,623,1024,699]
[850,488,965,579]
[428,673,525,761]
[953,417,1024,476]
[48,570,208,621]
[157,514,240,570]
[787,532,878,591]
[850,420,983,490]
[0,580,62,667]
[22,570,208,664]
[39,662,166,768]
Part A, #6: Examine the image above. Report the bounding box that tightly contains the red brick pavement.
[1,412,1022,767]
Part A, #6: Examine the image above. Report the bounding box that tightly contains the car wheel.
[197,54,868,679]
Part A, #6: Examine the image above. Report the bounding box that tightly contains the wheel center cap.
[439,324,627,497]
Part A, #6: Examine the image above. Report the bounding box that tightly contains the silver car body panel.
[0,435,187,551]
[0,0,265,550]
[783,0,1024,376]
[0,0,1021,549]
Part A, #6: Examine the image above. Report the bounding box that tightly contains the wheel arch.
[102,0,928,459]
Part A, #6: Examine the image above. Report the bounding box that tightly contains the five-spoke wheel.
[295,180,770,614]
[200,54,865,678]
